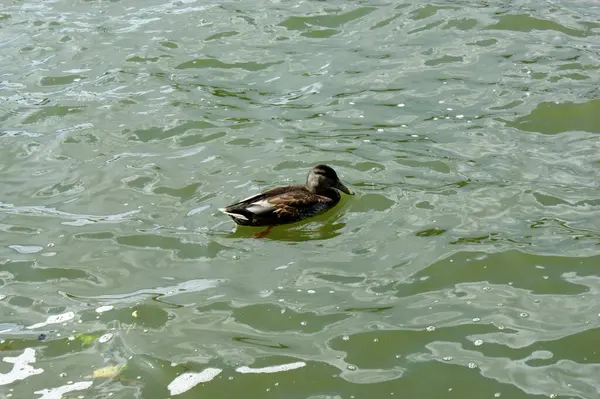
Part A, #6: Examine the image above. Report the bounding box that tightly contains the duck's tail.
[218,208,251,224]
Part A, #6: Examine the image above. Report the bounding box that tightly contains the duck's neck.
[311,186,340,201]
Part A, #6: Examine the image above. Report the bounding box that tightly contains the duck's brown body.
[219,165,353,234]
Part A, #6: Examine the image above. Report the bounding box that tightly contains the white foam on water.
[9,245,43,254]
[0,203,139,226]
[236,361,306,374]
[62,69,92,74]
[34,381,93,399]
[0,348,44,386]
[187,204,210,216]
[26,312,75,329]
[168,368,222,395]
[95,305,114,313]
[98,333,113,343]
[69,278,223,305]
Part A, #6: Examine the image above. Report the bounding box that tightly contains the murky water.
[2,0,600,397]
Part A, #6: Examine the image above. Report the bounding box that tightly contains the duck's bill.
[336,181,354,195]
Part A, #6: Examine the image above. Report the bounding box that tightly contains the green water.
[1,0,600,397]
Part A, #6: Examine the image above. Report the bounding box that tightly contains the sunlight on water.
[0,349,43,386]
[168,369,223,396]
[26,312,75,330]
[236,361,306,374]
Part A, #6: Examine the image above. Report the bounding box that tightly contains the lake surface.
[2,0,600,397]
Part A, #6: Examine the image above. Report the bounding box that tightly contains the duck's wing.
[252,190,333,220]
[220,187,332,223]
[231,186,298,207]
[221,186,299,211]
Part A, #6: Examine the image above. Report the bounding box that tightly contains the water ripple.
[1,0,600,397]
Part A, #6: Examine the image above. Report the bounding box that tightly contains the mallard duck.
[219,164,354,238]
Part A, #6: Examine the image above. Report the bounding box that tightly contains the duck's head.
[306,164,354,195]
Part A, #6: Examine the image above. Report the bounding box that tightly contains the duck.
[219,164,354,238]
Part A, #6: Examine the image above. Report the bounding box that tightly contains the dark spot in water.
[416,228,447,237]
